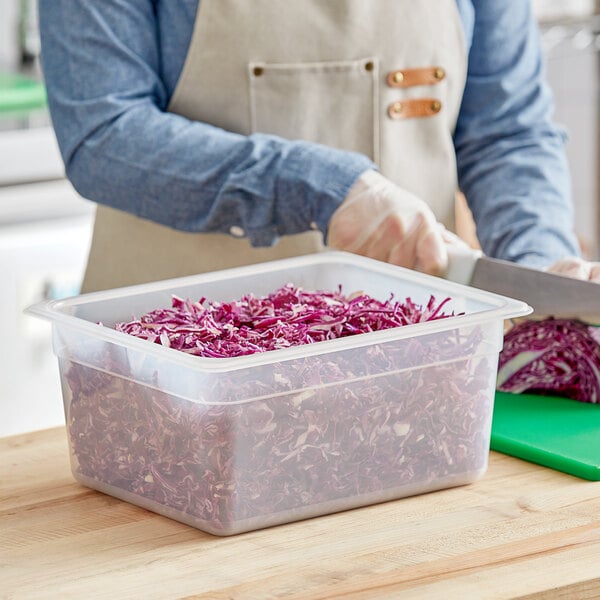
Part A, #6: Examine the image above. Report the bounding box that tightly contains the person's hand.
[328,170,447,275]
[546,256,600,283]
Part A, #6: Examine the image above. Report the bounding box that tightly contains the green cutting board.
[491,391,600,480]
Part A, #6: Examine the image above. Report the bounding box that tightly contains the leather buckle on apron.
[386,66,446,88]
[387,98,442,120]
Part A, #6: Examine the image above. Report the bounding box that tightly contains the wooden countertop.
[2,427,600,600]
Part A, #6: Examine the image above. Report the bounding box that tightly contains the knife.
[445,245,600,321]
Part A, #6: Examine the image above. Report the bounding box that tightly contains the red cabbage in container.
[27,252,531,535]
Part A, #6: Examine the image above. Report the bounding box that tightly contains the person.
[38,0,600,293]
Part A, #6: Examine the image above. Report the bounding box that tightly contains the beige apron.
[82,0,467,292]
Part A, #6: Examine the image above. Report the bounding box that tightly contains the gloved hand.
[546,256,600,283]
[328,170,448,275]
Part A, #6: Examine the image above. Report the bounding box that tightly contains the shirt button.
[310,221,319,230]
[229,225,245,237]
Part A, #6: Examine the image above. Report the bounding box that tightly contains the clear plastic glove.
[546,256,600,283]
[328,170,447,275]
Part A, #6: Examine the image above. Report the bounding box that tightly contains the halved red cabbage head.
[497,318,600,403]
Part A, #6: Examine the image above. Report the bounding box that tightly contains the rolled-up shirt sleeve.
[454,0,581,267]
[38,0,374,247]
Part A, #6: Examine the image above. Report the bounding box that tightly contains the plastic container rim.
[25,251,532,372]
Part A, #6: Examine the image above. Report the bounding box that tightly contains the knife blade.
[445,245,600,321]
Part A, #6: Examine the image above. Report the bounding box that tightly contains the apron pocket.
[249,57,379,162]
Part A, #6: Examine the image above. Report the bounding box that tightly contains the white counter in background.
[0,214,94,437]
[0,126,64,185]
[0,126,95,438]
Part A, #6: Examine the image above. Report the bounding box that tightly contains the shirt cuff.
[270,140,376,246]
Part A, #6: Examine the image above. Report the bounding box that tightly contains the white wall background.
[0,0,20,71]
[543,21,600,259]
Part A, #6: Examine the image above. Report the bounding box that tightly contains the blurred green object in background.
[0,71,46,117]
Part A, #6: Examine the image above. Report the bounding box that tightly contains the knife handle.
[445,244,483,285]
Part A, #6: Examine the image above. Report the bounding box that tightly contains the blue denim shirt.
[38,0,580,266]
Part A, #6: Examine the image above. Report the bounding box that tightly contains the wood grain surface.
[1,427,600,599]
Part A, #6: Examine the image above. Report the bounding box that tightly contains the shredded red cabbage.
[61,285,495,533]
[114,284,455,357]
[497,318,600,403]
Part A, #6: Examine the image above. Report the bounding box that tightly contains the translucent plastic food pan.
[27,251,531,535]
